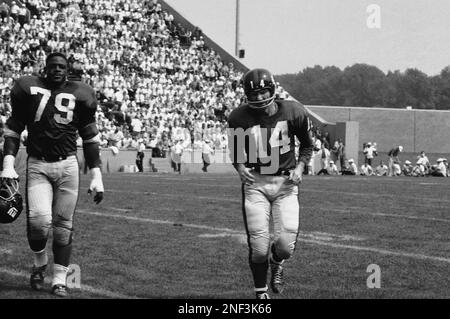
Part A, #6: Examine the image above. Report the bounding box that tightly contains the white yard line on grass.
[299,240,450,264]
[0,267,139,299]
[79,210,450,265]
[83,185,450,204]
[81,188,449,223]
[79,210,364,242]
[107,207,131,212]
[308,207,450,223]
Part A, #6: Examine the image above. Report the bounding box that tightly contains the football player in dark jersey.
[227,68,313,299]
[1,52,104,297]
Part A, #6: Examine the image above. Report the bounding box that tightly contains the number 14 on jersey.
[250,120,290,158]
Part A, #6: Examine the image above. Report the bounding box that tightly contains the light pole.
[235,0,240,57]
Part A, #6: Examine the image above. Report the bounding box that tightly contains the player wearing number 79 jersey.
[7,72,97,159]
[1,52,104,297]
[227,68,313,299]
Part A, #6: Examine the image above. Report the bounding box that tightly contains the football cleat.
[256,292,270,299]
[30,264,47,291]
[270,262,284,294]
[52,284,68,298]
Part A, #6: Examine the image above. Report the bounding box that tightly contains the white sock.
[52,264,69,287]
[254,286,268,293]
[33,249,48,268]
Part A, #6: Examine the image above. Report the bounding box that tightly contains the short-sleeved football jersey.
[5,76,99,158]
[227,99,313,174]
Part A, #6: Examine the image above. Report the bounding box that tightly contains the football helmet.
[242,68,277,109]
[0,178,23,224]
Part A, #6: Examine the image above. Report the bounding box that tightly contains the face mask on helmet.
[0,179,23,224]
[242,68,276,109]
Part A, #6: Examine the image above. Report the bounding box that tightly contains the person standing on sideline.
[201,138,214,172]
[337,138,345,171]
[227,68,313,299]
[387,145,403,176]
[135,138,145,172]
[318,143,330,175]
[170,138,183,173]
[363,142,376,166]
[1,52,104,297]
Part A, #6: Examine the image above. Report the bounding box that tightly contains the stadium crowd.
[0,0,272,156]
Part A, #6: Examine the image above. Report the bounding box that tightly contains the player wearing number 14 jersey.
[227,68,313,299]
[1,52,104,297]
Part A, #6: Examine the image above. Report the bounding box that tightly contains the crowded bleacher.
[0,0,252,156]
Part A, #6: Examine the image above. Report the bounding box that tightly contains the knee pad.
[53,225,73,246]
[251,250,269,264]
[249,237,270,264]
[27,214,51,242]
[28,238,48,252]
[273,233,296,260]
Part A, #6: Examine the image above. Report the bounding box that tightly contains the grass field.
[0,172,449,299]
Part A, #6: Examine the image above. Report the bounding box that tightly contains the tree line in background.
[275,64,450,110]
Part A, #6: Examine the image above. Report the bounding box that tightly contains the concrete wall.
[306,105,450,153]
[13,147,326,175]
[335,122,359,164]
[14,148,154,175]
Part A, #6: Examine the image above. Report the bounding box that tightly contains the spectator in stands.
[388,145,403,176]
[375,160,388,176]
[10,1,19,20]
[107,127,124,148]
[0,2,9,20]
